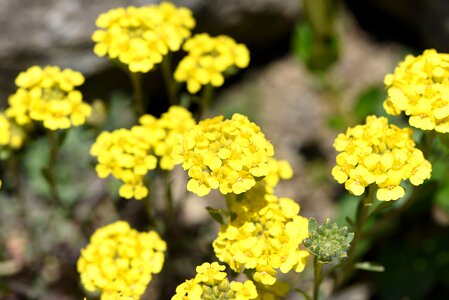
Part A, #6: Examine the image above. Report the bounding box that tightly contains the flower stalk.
[313,256,323,300]
[161,54,179,106]
[129,71,145,117]
[337,185,375,286]
[46,130,62,205]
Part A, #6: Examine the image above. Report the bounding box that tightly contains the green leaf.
[354,87,386,121]
[355,261,385,272]
[41,167,52,187]
[308,218,318,232]
[292,22,313,63]
[335,194,359,226]
[56,130,68,148]
[346,232,355,244]
[206,207,228,225]
[434,183,449,213]
[345,217,355,228]
[438,133,449,150]
[369,200,395,216]
[326,115,347,130]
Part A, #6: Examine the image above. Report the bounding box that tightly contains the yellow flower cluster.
[147,106,196,170]
[213,184,309,285]
[6,65,91,130]
[174,114,274,197]
[93,2,195,73]
[91,106,195,199]
[264,159,294,191]
[332,115,432,201]
[174,33,250,93]
[77,221,166,299]
[0,113,25,149]
[384,49,449,132]
[172,262,258,300]
[91,126,158,199]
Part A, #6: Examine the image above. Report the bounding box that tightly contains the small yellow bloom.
[332,115,432,201]
[91,106,195,200]
[174,33,250,93]
[171,262,257,299]
[384,49,449,132]
[91,127,158,200]
[213,183,310,285]
[93,3,195,73]
[77,221,166,299]
[174,114,274,196]
[0,113,25,150]
[150,106,196,170]
[7,65,91,130]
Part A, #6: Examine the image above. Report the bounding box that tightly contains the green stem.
[337,185,375,287]
[129,72,145,117]
[197,84,214,120]
[163,171,174,221]
[364,184,424,239]
[319,263,341,286]
[161,54,178,106]
[295,288,312,300]
[313,257,323,300]
[422,130,436,158]
[47,130,62,205]
[142,191,156,228]
[8,154,25,214]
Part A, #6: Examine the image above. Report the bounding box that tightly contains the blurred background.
[1,0,449,299]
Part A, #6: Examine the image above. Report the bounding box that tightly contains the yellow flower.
[174,114,274,196]
[213,184,310,285]
[6,66,91,130]
[77,221,166,299]
[0,113,25,149]
[93,3,195,73]
[384,49,449,132]
[91,126,158,200]
[171,262,258,300]
[150,106,196,170]
[264,159,294,190]
[91,106,195,199]
[174,33,250,93]
[332,115,432,201]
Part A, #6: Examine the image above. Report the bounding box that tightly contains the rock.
[344,0,449,52]
[0,0,299,102]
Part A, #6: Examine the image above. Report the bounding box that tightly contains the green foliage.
[206,207,228,225]
[354,261,384,272]
[354,87,387,121]
[292,22,340,73]
[24,128,94,207]
[335,194,359,227]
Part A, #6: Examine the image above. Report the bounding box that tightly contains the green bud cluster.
[303,218,354,264]
[202,278,235,300]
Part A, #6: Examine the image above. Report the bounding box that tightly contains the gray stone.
[345,0,449,52]
[0,0,299,103]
